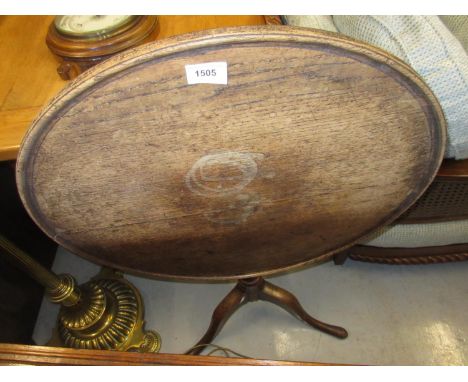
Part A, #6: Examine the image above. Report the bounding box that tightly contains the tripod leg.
[185,283,248,355]
[259,280,348,339]
[333,251,349,265]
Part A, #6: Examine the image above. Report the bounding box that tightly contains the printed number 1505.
[195,69,217,77]
[185,62,227,84]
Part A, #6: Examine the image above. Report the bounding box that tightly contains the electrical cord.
[186,343,252,359]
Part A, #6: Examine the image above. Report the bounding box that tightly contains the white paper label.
[185,62,228,85]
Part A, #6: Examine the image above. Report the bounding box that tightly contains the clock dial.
[54,15,137,38]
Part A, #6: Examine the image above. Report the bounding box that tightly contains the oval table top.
[17,26,446,280]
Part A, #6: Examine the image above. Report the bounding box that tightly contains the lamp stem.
[0,234,81,306]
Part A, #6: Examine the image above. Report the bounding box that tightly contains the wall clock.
[46,15,159,80]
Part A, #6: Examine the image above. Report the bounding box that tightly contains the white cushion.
[361,219,468,248]
[440,16,468,53]
[282,15,337,32]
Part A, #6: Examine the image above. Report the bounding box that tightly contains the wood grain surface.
[0,343,339,365]
[16,26,446,280]
[0,16,266,161]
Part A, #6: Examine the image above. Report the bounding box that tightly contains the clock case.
[46,16,159,80]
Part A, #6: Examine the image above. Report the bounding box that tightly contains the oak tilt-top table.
[14,25,445,353]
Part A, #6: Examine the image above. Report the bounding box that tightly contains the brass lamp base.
[0,235,160,353]
[47,268,161,353]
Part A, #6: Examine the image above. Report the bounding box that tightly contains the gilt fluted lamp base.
[47,268,161,353]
